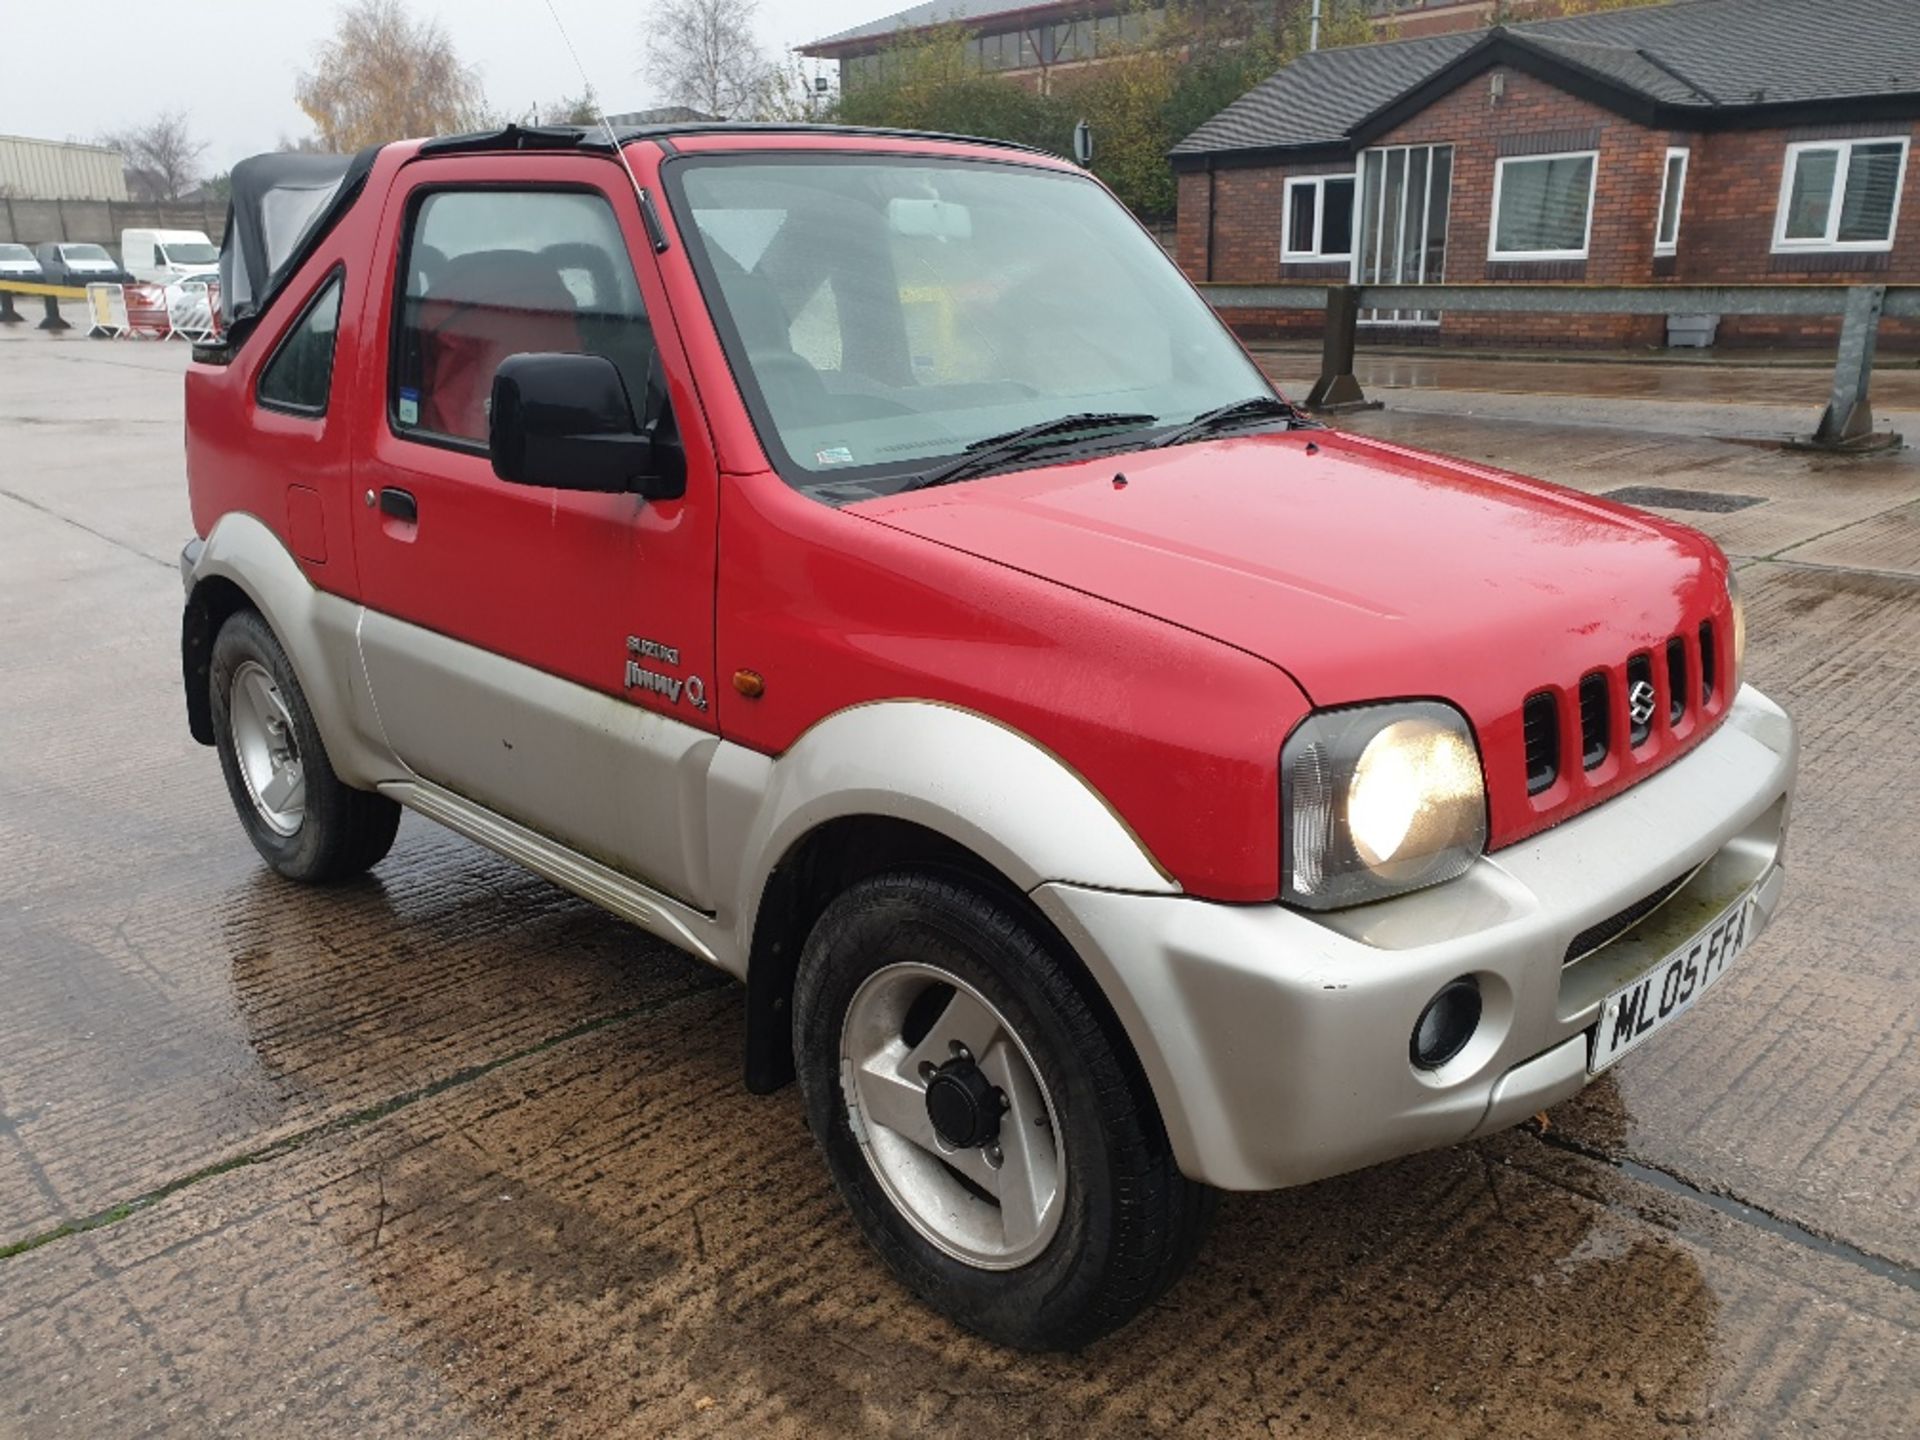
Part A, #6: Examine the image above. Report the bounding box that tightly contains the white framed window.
[1488,149,1598,260]
[1283,173,1356,262]
[1773,137,1909,253]
[1654,146,1689,255]
[1353,143,1453,326]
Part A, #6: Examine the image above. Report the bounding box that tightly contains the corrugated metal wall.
[0,135,131,202]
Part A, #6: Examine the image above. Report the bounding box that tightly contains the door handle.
[378,487,417,524]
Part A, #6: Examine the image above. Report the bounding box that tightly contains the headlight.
[1282,702,1488,910]
[1726,565,1746,687]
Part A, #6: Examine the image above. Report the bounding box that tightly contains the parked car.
[34,241,131,286]
[121,227,219,284]
[0,242,46,281]
[180,126,1797,1351]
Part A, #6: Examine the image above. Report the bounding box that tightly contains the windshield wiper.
[1151,394,1311,449]
[899,411,1160,492]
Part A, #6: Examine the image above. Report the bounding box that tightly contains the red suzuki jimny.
[180,122,1797,1349]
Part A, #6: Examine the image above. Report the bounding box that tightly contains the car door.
[349,154,721,908]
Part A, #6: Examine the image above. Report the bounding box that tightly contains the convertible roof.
[218,146,379,350]
[212,122,1050,351]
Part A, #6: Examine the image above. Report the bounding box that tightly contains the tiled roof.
[807,0,1060,50]
[1175,0,1920,159]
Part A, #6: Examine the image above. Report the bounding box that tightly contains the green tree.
[827,1,1384,221]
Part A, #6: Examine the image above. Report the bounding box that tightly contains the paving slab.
[2,326,1918,1436]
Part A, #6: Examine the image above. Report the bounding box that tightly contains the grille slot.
[1564,866,1698,965]
[1699,621,1718,702]
[1523,692,1559,796]
[1666,637,1688,724]
[1626,653,1655,748]
[1578,672,1610,770]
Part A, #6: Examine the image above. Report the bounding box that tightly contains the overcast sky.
[0,0,887,173]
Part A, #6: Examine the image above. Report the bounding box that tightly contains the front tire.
[792,871,1214,1350]
[209,608,400,882]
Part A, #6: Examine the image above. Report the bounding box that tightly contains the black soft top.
[218,146,379,350]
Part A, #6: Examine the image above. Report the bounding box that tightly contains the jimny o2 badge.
[624,636,707,711]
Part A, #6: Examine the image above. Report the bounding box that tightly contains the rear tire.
[792,870,1214,1350]
[209,608,400,882]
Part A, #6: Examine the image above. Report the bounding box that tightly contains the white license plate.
[1589,885,1760,1073]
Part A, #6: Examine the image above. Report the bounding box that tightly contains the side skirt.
[381,777,731,973]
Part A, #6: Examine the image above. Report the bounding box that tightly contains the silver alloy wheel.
[229,659,306,836]
[840,961,1066,1270]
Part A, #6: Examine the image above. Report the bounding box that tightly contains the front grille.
[1521,625,1715,803]
[1579,672,1611,769]
[1523,692,1559,795]
[1564,866,1697,964]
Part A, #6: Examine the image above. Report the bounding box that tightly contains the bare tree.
[296,0,485,151]
[101,111,208,202]
[647,0,776,119]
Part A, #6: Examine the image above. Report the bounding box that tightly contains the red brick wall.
[1174,64,1920,351]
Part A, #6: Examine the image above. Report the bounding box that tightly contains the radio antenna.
[539,0,648,203]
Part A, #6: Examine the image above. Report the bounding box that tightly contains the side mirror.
[488,352,684,500]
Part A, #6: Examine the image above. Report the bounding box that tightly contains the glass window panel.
[1837,142,1904,242]
[1494,154,1594,254]
[1359,151,1384,283]
[258,274,343,413]
[1783,147,1838,240]
[1321,177,1355,256]
[1287,185,1317,254]
[1402,147,1429,279]
[1657,152,1686,245]
[1423,146,1452,280]
[393,190,654,444]
[1381,148,1405,279]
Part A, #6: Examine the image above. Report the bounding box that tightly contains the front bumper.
[1033,684,1797,1191]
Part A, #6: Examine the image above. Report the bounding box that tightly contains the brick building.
[1172,0,1920,349]
[803,0,1463,93]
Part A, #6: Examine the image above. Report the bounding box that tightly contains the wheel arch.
[730,700,1180,1097]
[183,513,398,789]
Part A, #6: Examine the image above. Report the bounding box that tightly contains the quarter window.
[1283,174,1356,262]
[1773,137,1908,252]
[1490,151,1598,260]
[391,188,655,446]
[1654,147,1688,255]
[257,271,344,414]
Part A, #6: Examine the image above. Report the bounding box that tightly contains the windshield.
[162,241,219,264]
[669,155,1270,494]
[0,244,33,263]
[62,245,112,263]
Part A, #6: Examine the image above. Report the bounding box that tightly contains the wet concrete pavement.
[3,327,1918,1437]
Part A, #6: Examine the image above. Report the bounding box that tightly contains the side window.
[391,188,655,446]
[257,272,344,414]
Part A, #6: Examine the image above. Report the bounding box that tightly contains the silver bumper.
[1033,684,1798,1192]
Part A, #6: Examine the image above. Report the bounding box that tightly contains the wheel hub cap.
[840,961,1065,1271]
[925,1059,1004,1150]
[229,659,306,837]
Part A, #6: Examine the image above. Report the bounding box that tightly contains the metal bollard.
[0,290,22,324]
[37,294,72,331]
[1304,285,1375,412]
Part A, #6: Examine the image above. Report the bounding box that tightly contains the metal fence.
[1201,283,1920,453]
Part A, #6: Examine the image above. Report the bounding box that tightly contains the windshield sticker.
[397,388,420,426]
[815,446,855,466]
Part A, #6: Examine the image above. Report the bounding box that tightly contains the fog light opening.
[1411,977,1482,1071]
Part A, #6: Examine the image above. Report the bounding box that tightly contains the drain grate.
[1603,485,1765,514]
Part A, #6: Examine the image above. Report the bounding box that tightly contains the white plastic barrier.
[85,283,129,338]
[168,280,217,342]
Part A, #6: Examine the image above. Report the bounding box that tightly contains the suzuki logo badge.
[1628,679,1658,728]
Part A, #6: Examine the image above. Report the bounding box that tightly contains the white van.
[120,228,219,284]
